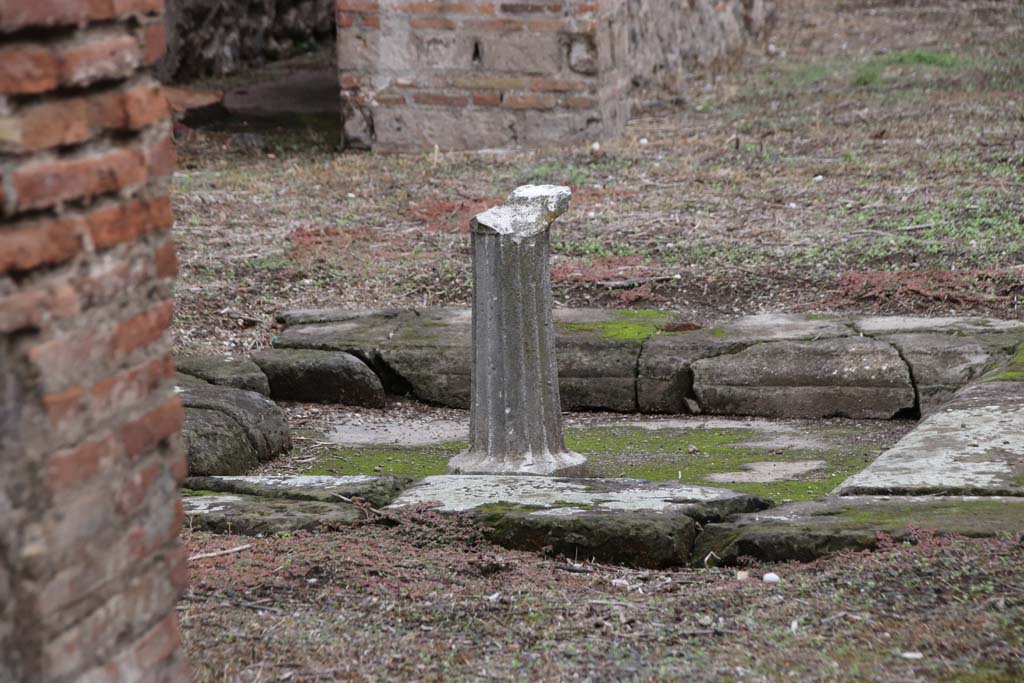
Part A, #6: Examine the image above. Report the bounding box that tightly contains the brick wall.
[337,0,772,151]
[0,1,188,682]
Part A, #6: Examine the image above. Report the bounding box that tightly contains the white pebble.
[762,572,781,584]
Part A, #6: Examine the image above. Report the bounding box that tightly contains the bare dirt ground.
[171,0,1023,356]
[181,515,1024,682]
[177,1,1023,679]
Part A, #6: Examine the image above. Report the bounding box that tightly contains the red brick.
[576,1,598,12]
[526,17,564,31]
[409,16,455,29]
[47,434,122,493]
[0,44,58,94]
[140,20,167,64]
[18,99,92,151]
[113,300,174,358]
[58,33,141,87]
[375,93,406,106]
[11,147,147,211]
[118,396,184,458]
[530,78,586,92]
[464,17,523,31]
[564,95,597,109]
[168,447,189,483]
[124,84,171,128]
[361,12,380,28]
[471,92,501,107]
[117,459,163,515]
[0,281,80,333]
[413,92,469,107]
[43,384,83,426]
[336,10,354,27]
[147,134,176,177]
[86,196,173,249]
[0,0,162,30]
[154,241,179,278]
[337,0,378,11]
[0,215,83,273]
[91,354,175,418]
[502,92,556,110]
[28,328,105,391]
[400,1,494,12]
[133,613,181,671]
[500,3,561,13]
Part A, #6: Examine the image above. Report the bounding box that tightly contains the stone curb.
[272,308,1024,420]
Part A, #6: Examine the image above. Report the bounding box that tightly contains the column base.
[447,449,586,475]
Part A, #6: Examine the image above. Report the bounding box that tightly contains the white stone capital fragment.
[471,184,572,242]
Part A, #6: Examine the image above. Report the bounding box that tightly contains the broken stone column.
[447,185,586,475]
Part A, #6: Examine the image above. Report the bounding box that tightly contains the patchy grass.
[301,442,464,479]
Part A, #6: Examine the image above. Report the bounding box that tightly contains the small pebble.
[763,572,781,584]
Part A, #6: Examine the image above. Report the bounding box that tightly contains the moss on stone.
[180,487,223,497]
[564,425,879,503]
[556,309,672,342]
[303,441,465,479]
[984,344,1024,382]
[708,326,728,338]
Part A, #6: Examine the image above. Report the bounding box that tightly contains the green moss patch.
[985,344,1024,382]
[557,309,672,342]
[564,425,880,503]
[302,441,465,479]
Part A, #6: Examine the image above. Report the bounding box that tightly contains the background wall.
[0,1,189,681]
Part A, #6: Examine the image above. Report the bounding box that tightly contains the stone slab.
[251,348,385,407]
[182,493,362,535]
[182,474,409,508]
[880,332,1021,415]
[691,337,915,419]
[386,475,768,568]
[694,495,1024,565]
[175,353,270,396]
[835,380,1024,496]
[854,316,1024,336]
[386,475,768,521]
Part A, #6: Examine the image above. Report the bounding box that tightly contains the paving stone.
[694,496,1024,565]
[182,408,260,476]
[252,348,385,407]
[183,474,409,508]
[386,475,768,517]
[691,336,915,419]
[275,307,403,327]
[879,332,1021,415]
[175,353,270,395]
[835,380,1024,496]
[182,493,362,535]
[179,382,291,465]
[637,314,853,413]
[854,316,1024,336]
[386,475,768,568]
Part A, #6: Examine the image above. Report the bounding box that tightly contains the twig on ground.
[189,544,253,561]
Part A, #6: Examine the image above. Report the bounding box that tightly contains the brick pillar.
[0,2,189,682]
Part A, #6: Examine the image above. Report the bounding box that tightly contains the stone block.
[182,408,259,476]
[251,348,385,407]
[478,33,563,74]
[178,383,291,463]
[174,353,270,396]
[691,337,915,419]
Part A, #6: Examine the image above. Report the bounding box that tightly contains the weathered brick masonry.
[0,1,188,682]
[337,0,773,150]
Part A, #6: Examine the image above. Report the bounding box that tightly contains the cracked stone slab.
[694,495,1024,565]
[637,314,854,413]
[386,475,769,520]
[835,380,1024,496]
[183,474,409,508]
[182,493,362,535]
[691,336,915,419]
[880,332,1022,415]
[705,460,827,484]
